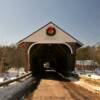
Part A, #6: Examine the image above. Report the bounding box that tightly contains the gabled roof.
[18,22,83,46]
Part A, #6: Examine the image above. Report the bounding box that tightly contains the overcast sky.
[0,0,100,46]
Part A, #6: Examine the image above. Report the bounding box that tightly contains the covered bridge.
[17,22,83,77]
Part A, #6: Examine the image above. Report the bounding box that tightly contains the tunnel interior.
[29,44,74,78]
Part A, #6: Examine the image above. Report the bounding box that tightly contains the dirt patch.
[80,76,100,87]
[25,79,100,100]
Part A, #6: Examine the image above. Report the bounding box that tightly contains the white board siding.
[21,23,77,43]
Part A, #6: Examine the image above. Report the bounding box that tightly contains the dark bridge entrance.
[29,44,74,78]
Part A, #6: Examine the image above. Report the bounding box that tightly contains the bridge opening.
[29,44,74,78]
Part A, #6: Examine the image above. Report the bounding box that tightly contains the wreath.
[46,27,56,36]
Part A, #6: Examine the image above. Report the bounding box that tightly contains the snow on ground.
[8,67,26,75]
[74,69,100,94]
[74,80,100,95]
[0,67,26,83]
[75,69,100,79]
[82,74,100,79]
[0,78,4,83]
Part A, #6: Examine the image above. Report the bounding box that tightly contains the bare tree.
[0,45,25,73]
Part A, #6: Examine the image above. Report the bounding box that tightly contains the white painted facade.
[18,22,82,45]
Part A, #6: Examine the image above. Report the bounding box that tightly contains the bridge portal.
[17,22,83,77]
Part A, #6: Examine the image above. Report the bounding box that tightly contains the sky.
[0,0,100,46]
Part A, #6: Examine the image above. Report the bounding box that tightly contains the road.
[25,72,100,100]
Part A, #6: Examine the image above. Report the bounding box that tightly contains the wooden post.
[0,58,4,73]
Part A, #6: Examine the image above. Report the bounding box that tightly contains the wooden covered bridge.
[1,23,100,100]
[17,22,83,77]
